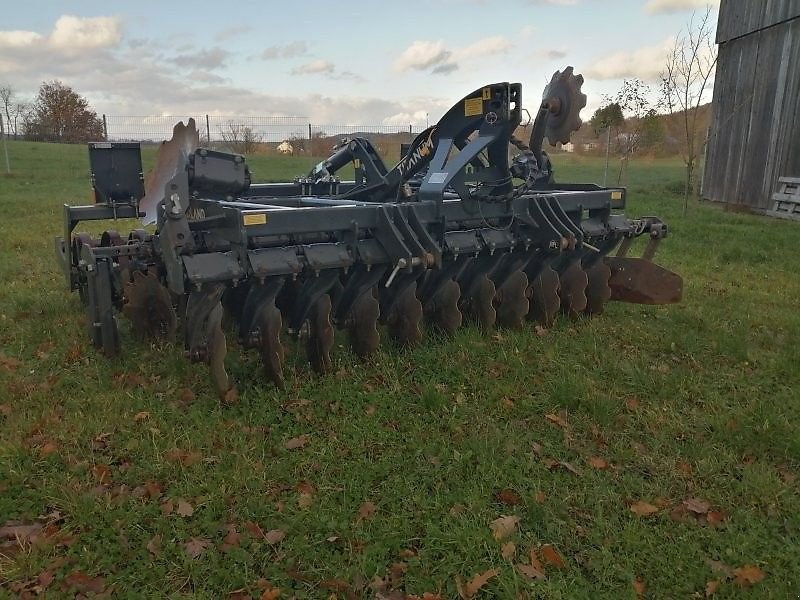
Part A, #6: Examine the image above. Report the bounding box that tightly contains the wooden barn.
[702,0,800,214]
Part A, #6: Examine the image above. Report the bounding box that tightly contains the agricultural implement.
[55,68,683,398]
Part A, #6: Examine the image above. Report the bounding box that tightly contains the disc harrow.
[54,68,683,398]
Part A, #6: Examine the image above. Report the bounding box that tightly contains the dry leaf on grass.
[630,501,659,517]
[91,463,111,484]
[545,413,568,429]
[146,534,161,555]
[705,579,721,596]
[500,541,516,559]
[540,544,566,568]
[0,522,43,542]
[683,497,711,514]
[357,501,377,521]
[586,456,609,470]
[489,515,519,540]
[733,565,765,587]
[176,499,194,517]
[133,411,150,422]
[494,488,522,506]
[63,571,105,594]
[165,449,202,466]
[183,537,212,558]
[284,435,309,450]
[456,568,499,599]
[264,529,285,545]
[633,578,646,597]
[516,563,545,580]
[297,493,313,509]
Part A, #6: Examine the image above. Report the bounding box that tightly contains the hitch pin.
[583,242,600,252]
[385,258,408,288]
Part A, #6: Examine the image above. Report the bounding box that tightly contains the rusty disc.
[529,266,560,327]
[605,257,683,305]
[307,293,334,373]
[206,303,231,400]
[256,300,285,390]
[387,282,423,346]
[584,261,612,315]
[467,273,496,330]
[496,270,529,329]
[348,288,380,357]
[559,261,588,320]
[427,279,462,335]
[123,270,177,340]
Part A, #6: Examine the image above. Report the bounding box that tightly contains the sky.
[0,0,720,126]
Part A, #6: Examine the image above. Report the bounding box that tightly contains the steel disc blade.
[256,301,285,389]
[387,282,423,346]
[427,279,462,334]
[307,294,334,373]
[123,270,177,340]
[348,288,380,358]
[206,303,231,400]
[584,261,612,315]
[496,270,529,329]
[469,274,496,330]
[559,262,588,319]
[529,266,560,327]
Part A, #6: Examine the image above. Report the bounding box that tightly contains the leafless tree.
[661,7,718,214]
[219,121,263,154]
[0,84,31,139]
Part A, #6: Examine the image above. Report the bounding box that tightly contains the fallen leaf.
[165,448,202,466]
[449,504,466,516]
[183,537,212,558]
[0,522,43,542]
[540,544,566,568]
[706,559,734,578]
[284,435,309,450]
[220,525,241,552]
[91,463,111,484]
[63,571,105,594]
[146,534,161,555]
[705,579,720,596]
[586,456,609,470]
[39,441,59,457]
[133,411,151,422]
[298,493,313,508]
[633,577,646,597]
[357,501,377,521]
[0,355,21,372]
[37,569,55,588]
[733,565,765,587]
[495,488,522,506]
[533,491,546,504]
[706,510,726,526]
[160,499,174,515]
[223,387,239,404]
[624,396,640,411]
[630,501,659,517]
[683,497,710,514]
[244,521,264,539]
[456,568,499,599]
[500,541,516,559]
[489,515,520,541]
[176,498,194,517]
[178,387,196,404]
[227,589,251,600]
[516,563,545,580]
[545,412,568,429]
[264,529,285,545]
[260,587,281,600]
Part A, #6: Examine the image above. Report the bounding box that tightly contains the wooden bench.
[766,177,800,221]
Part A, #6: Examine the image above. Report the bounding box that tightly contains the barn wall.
[702,2,800,211]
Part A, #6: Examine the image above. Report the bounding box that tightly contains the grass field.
[1,140,798,599]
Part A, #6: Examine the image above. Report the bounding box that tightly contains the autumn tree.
[661,7,717,213]
[25,81,104,143]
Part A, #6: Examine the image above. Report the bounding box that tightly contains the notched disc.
[584,261,612,315]
[123,270,177,340]
[426,279,462,335]
[387,282,423,346]
[529,266,560,327]
[496,270,529,329]
[559,261,588,319]
[256,301,285,389]
[307,293,334,373]
[206,303,231,399]
[348,288,380,358]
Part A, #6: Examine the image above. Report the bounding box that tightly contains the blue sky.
[1,0,719,124]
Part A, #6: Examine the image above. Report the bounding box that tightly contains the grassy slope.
[0,141,798,598]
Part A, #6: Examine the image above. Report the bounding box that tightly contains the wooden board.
[717,0,800,43]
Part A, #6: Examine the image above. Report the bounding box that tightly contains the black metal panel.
[88,142,145,204]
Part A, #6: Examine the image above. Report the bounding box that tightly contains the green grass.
[1,140,798,598]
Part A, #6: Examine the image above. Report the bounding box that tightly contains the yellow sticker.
[611,190,623,201]
[353,159,361,168]
[464,97,483,117]
[482,87,491,100]
[243,213,267,226]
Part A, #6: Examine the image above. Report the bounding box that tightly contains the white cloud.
[393,36,513,74]
[393,40,451,72]
[171,47,229,69]
[383,110,429,126]
[261,41,308,60]
[291,59,335,75]
[584,38,674,81]
[644,0,719,14]
[49,15,122,50]
[214,25,252,42]
[0,30,43,47]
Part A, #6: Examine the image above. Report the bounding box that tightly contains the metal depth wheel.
[496,270,530,329]
[584,260,612,316]
[123,270,177,340]
[529,266,560,328]
[425,279,462,335]
[387,282,423,347]
[255,299,286,389]
[347,288,380,358]
[559,261,589,319]
[307,293,334,373]
[542,66,587,146]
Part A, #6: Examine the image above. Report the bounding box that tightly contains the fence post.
[1,115,10,174]
[308,123,312,156]
[102,114,108,141]
[206,114,211,144]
